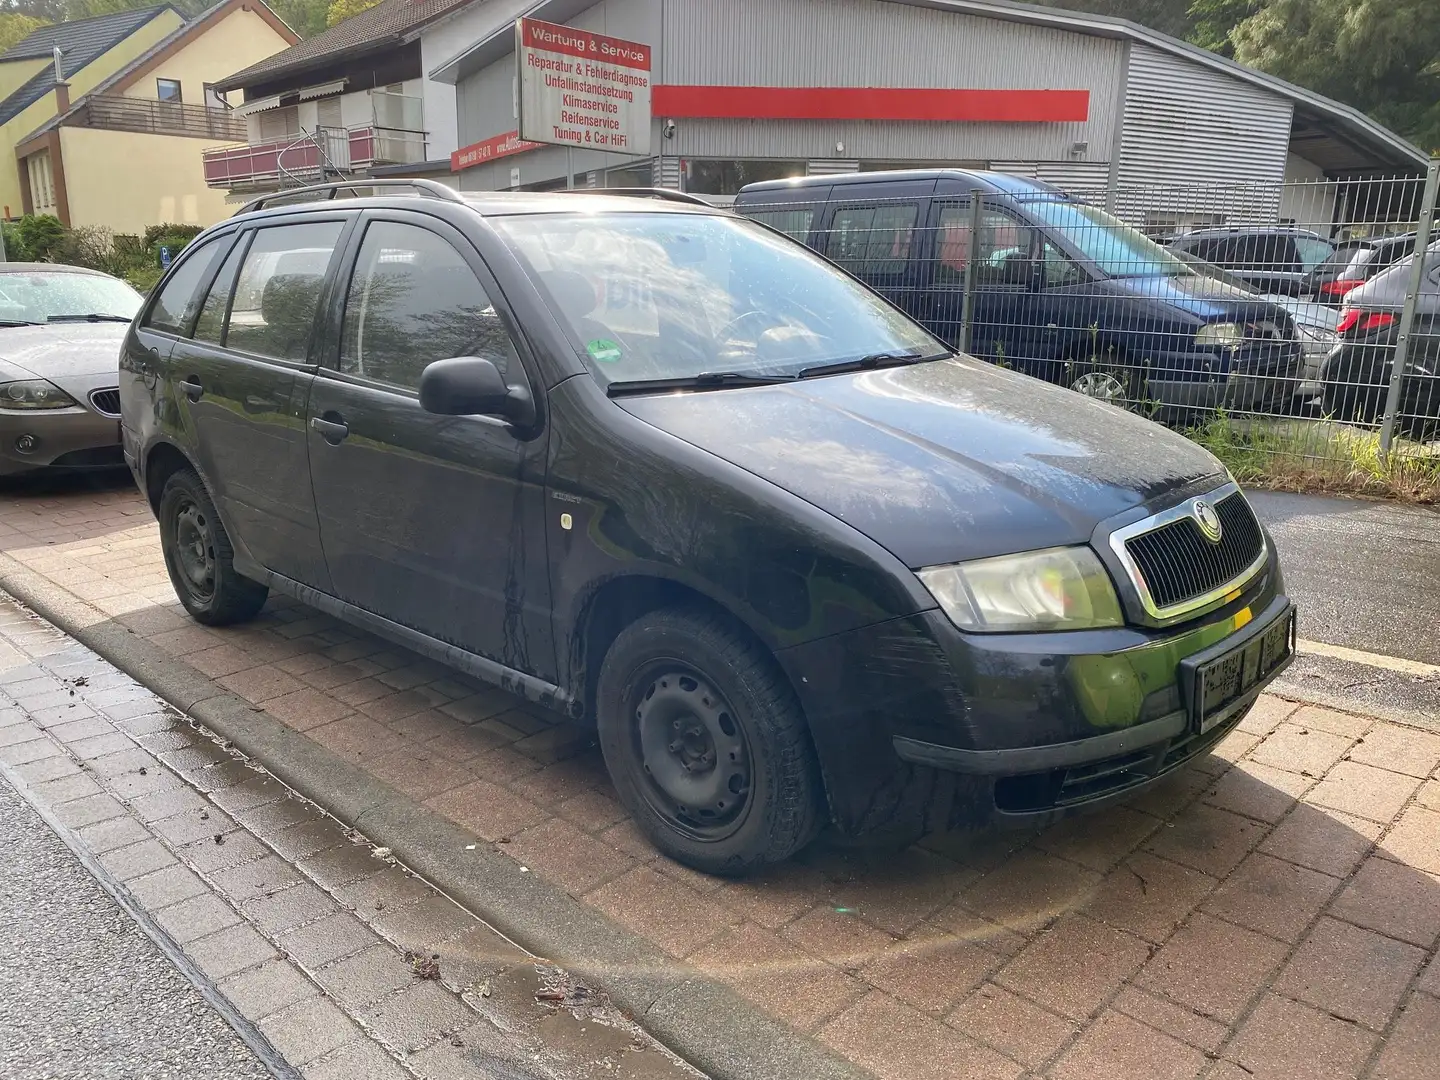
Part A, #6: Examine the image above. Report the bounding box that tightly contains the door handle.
[310,415,349,444]
[178,377,203,401]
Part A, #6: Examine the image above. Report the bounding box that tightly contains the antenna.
[51,45,62,83]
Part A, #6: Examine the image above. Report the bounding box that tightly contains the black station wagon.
[120,181,1296,875]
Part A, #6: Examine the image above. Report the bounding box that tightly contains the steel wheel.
[173,499,217,603]
[630,665,752,841]
[1070,370,1130,405]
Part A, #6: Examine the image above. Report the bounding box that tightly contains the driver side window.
[934,205,1036,287]
[339,221,518,392]
[1043,239,1084,288]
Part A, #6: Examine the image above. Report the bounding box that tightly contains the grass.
[1187,412,1440,503]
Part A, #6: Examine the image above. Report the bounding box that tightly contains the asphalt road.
[1250,490,1440,730]
[0,773,272,1080]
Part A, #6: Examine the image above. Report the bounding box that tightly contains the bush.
[142,223,202,265]
[0,216,201,291]
[15,214,65,262]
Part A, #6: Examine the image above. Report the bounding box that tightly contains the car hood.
[616,357,1226,568]
[0,322,127,383]
[1108,273,1283,321]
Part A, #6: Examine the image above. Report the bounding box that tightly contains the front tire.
[158,468,267,626]
[595,609,824,876]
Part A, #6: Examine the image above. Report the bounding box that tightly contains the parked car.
[1169,249,1339,410]
[120,181,1295,875]
[0,264,143,477]
[733,170,1304,417]
[1304,233,1418,305]
[1165,227,1334,297]
[1321,239,1440,437]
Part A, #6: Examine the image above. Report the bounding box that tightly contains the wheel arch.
[143,439,200,514]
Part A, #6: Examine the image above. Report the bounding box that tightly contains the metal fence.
[735,162,1440,478]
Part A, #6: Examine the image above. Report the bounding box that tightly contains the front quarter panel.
[544,376,933,702]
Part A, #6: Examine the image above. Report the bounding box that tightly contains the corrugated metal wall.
[660,0,1124,165]
[1115,43,1293,222]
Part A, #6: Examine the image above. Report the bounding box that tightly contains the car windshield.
[0,270,141,324]
[493,212,946,385]
[1023,199,1192,278]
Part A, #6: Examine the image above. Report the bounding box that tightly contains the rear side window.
[225,222,343,362]
[747,208,814,242]
[935,206,1035,286]
[339,221,518,391]
[827,203,918,275]
[192,241,245,344]
[142,236,224,336]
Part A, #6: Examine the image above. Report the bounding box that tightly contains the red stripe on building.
[520,17,652,71]
[451,131,543,172]
[651,86,1089,123]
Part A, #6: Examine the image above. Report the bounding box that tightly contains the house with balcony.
[204,0,474,196]
[4,1,297,233]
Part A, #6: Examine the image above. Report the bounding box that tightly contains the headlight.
[0,379,77,410]
[917,546,1124,633]
[1195,323,1244,348]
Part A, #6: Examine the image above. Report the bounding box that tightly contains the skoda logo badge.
[1194,500,1224,544]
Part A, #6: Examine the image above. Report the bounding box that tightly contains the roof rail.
[237,178,466,215]
[571,187,718,208]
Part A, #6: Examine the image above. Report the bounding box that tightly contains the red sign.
[450,130,542,173]
[520,17,651,70]
[651,86,1090,124]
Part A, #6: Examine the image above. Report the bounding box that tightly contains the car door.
[167,215,350,589]
[820,189,928,321]
[305,211,555,677]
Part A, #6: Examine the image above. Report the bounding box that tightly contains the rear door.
[820,181,930,320]
[167,214,351,588]
[305,210,555,676]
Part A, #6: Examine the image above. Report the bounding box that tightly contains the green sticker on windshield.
[587,339,623,364]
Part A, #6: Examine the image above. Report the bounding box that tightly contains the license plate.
[1192,608,1295,733]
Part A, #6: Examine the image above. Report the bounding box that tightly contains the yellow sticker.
[1233,606,1253,630]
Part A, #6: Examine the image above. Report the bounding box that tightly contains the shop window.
[684,159,804,196]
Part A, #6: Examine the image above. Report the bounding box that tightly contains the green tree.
[1229,0,1440,152]
[0,12,47,50]
[1022,0,1196,38]
[269,0,329,38]
[324,0,380,28]
[1186,0,1261,56]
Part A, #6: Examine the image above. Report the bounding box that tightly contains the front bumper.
[0,407,123,476]
[779,560,1290,837]
[1144,341,1302,414]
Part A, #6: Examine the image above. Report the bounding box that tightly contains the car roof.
[735,168,1063,198]
[1171,225,1329,241]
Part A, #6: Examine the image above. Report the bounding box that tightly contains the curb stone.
[0,550,874,1080]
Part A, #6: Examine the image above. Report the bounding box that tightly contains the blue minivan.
[733,170,1303,414]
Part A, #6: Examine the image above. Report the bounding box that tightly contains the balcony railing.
[71,94,247,141]
[202,125,427,188]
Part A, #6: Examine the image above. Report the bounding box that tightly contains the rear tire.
[158,468,267,626]
[595,609,824,877]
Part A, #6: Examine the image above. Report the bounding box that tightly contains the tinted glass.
[935,207,1036,286]
[827,203,919,275]
[225,222,342,362]
[192,242,244,344]
[0,271,142,325]
[1295,237,1333,273]
[747,208,814,242]
[340,221,517,390]
[495,212,944,385]
[1024,200,1190,278]
[143,237,223,335]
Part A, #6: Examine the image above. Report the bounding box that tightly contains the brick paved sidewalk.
[1,481,1437,1080]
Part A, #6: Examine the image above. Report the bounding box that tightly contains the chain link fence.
[734,162,1440,490]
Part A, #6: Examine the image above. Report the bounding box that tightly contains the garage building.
[429,0,1428,230]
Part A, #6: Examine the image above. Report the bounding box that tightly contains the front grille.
[89,388,121,417]
[1124,491,1264,611]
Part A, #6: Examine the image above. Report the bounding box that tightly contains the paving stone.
[298,842,386,890]
[1371,991,1440,1080]
[368,893,476,954]
[209,853,305,900]
[1227,994,1377,1080]
[946,983,1078,1068]
[1135,913,1288,1023]
[996,914,1151,1022]
[859,925,1000,1017]
[501,817,635,896]
[151,806,237,847]
[1329,857,1440,949]
[185,922,280,981]
[1144,803,1270,878]
[301,1038,408,1080]
[75,815,151,855]
[821,991,1025,1080]
[1348,723,1440,779]
[264,818,348,861]
[1081,851,1218,944]
[425,779,547,842]
[363,980,477,1053]
[1305,760,1421,823]
[258,996,355,1066]
[588,866,739,959]
[1051,1010,1207,1080]
[153,892,243,945]
[1377,805,1440,875]
[333,865,435,915]
[0,737,62,766]
[780,904,896,968]
[1274,916,1426,1031]
[1204,759,1314,824]
[689,923,865,1030]
[1200,851,1340,942]
[1259,802,1383,878]
[240,880,338,935]
[181,830,270,874]
[1249,723,1355,777]
[1033,805,1161,872]
[314,944,415,1010]
[278,911,378,969]
[30,771,102,804]
[98,838,177,881]
[127,863,210,909]
[67,731,135,761]
[1110,987,1228,1054]
[1289,705,1372,739]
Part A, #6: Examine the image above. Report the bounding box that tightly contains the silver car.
[0,264,142,476]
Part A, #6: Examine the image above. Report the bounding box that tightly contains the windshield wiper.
[47,313,133,323]
[0,319,38,327]
[796,350,947,380]
[606,371,794,397]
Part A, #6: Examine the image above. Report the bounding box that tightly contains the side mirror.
[419,356,534,426]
